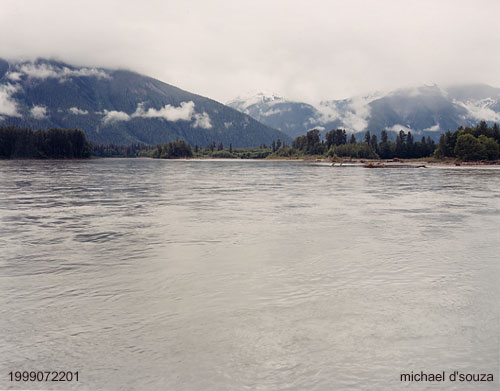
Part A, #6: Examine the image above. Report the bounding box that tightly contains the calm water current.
[1,159,499,390]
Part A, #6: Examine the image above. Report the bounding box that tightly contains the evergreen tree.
[364,131,371,144]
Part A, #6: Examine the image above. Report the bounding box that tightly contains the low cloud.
[100,101,212,128]
[193,112,212,128]
[307,126,325,132]
[102,110,130,124]
[19,63,59,79]
[30,105,48,119]
[18,63,110,81]
[0,83,21,117]
[132,101,194,121]
[6,72,22,81]
[454,98,500,122]
[68,107,89,115]
[385,124,413,133]
[423,123,441,132]
[261,107,290,117]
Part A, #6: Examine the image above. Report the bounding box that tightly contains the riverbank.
[184,155,500,167]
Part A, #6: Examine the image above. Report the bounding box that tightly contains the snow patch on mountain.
[227,92,285,112]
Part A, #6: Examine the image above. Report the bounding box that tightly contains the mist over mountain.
[0,58,290,147]
[228,84,500,140]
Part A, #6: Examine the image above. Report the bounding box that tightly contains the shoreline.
[2,156,499,167]
[185,156,500,167]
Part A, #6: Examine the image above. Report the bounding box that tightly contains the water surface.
[1,159,499,390]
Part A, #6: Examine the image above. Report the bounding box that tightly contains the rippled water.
[1,159,499,390]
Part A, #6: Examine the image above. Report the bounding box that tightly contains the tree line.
[2,123,499,161]
[92,143,154,158]
[434,121,500,161]
[291,128,436,159]
[0,126,91,159]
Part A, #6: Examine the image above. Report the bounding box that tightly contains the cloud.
[315,103,340,123]
[6,72,22,81]
[132,101,195,121]
[423,123,441,132]
[1,0,500,103]
[454,98,500,122]
[193,112,212,129]
[316,94,380,132]
[30,105,48,119]
[0,83,21,117]
[386,124,413,133]
[260,107,290,117]
[61,67,109,79]
[100,101,210,127]
[131,101,212,128]
[102,110,130,124]
[307,126,325,132]
[18,63,110,81]
[68,107,89,115]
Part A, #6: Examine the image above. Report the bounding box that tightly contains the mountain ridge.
[0,58,290,147]
[228,84,500,140]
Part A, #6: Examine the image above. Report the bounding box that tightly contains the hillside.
[228,85,500,140]
[0,58,290,147]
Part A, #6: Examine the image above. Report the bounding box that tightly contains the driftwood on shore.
[363,162,427,168]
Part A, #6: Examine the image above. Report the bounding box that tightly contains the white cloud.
[6,72,22,81]
[315,94,380,132]
[193,112,212,129]
[315,103,340,123]
[100,101,209,126]
[0,83,21,117]
[69,107,89,115]
[30,105,48,119]
[307,126,325,132]
[131,101,211,128]
[454,98,500,122]
[2,0,500,103]
[18,63,110,81]
[386,124,413,133]
[19,63,59,79]
[102,110,130,124]
[61,67,109,79]
[261,107,290,117]
[132,101,195,121]
[423,123,441,132]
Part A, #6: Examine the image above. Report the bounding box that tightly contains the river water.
[0,159,499,390]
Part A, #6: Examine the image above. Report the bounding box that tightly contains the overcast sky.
[1,0,500,104]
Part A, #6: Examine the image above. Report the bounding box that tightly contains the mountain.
[227,93,326,139]
[0,58,290,147]
[228,84,500,140]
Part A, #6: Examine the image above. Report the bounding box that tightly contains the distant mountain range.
[228,84,500,140]
[0,58,290,147]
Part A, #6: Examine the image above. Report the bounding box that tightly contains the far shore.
[182,156,500,167]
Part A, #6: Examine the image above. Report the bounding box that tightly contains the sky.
[1,0,500,104]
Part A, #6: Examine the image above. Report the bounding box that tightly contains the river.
[1,159,499,390]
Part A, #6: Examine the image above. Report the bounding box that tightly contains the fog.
[1,0,499,103]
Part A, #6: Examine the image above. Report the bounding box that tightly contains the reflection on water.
[1,159,499,390]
